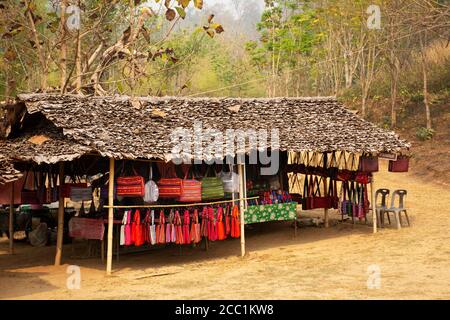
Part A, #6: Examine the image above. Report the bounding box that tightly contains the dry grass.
[0,162,449,300]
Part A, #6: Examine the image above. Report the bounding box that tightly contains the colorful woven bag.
[201,167,224,201]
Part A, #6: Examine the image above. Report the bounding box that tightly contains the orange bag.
[231,205,240,238]
[217,207,226,240]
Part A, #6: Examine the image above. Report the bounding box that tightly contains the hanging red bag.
[117,167,145,197]
[389,155,409,172]
[157,163,182,199]
[156,210,166,244]
[217,207,226,240]
[178,167,202,203]
[183,210,191,245]
[358,154,379,173]
[191,209,201,244]
[231,205,240,238]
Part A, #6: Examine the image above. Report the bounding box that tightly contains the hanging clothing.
[191,209,201,244]
[149,210,157,245]
[231,205,240,238]
[132,210,144,246]
[120,210,128,246]
[217,206,226,240]
[156,210,166,244]
[175,210,184,245]
[125,209,133,246]
[208,207,217,241]
[183,210,191,245]
[201,207,209,238]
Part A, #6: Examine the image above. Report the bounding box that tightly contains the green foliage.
[416,127,435,141]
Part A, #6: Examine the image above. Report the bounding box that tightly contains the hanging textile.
[217,206,226,240]
[156,210,166,244]
[231,205,240,238]
[125,209,133,246]
[183,210,191,245]
[191,209,201,244]
[149,210,157,245]
[201,207,209,239]
[175,210,184,245]
[208,207,217,241]
[120,210,128,246]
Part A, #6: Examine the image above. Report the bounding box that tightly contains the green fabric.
[201,177,224,200]
[244,202,298,224]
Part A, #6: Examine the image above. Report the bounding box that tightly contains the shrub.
[416,127,435,141]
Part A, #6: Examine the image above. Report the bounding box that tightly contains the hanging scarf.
[231,205,240,238]
[125,209,133,246]
[200,207,209,238]
[149,210,157,245]
[120,210,127,246]
[217,206,226,240]
[190,209,201,244]
[175,210,184,245]
[166,210,176,243]
[208,207,217,241]
[143,210,151,244]
[133,210,144,246]
[225,205,231,236]
[183,210,191,245]
[156,210,166,244]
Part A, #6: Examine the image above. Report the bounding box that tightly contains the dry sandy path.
[1,166,449,299]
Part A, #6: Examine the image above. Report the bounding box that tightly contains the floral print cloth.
[244,202,298,224]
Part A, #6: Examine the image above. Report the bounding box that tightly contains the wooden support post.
[9,183,14,254]
[106,158,115,275]
[55,162,65,266]
[371,175,377,234]
[243,163,248,210]
[238,163,246,257]
[323,177,329,228]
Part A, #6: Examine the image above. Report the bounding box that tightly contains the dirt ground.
[1,162,449,300]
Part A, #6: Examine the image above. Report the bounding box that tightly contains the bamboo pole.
[238,164,246,257]
[243,163,248,210]
[323,177,329,228]
[106,158,115,275]
[371,174,377,234]
[55,162,65,266]
[9,183,14,254]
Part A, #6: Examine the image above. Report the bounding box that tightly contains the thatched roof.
[0,122,92,164]
[0,156,22,185]
[1,93,410,165]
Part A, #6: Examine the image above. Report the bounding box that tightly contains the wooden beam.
[9,183,14,254]
[238,163,246,257]
[371,175,377,234]
[55,162,65,266]
[106,158,115,275]
[323,177,329,228]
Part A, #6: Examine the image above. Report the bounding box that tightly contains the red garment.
[191,209,201,244]
[156,210,166,244]
[208,207,217,241]
[217,207,226,240]
[183,210,191,245]
[132,210,144,246]
[231,205,240,238]
[200,207,209,238]
[175,211,184,245]
[225,206,231,236]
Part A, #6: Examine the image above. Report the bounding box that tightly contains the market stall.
[0,94,411,274]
